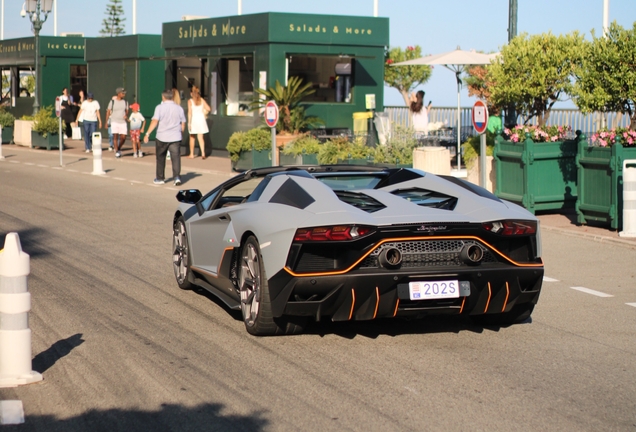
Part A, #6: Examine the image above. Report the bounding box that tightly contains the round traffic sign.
[472,100,489,134]
[265,100,279,128]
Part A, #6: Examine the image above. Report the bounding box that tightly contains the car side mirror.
[176,189,202,204]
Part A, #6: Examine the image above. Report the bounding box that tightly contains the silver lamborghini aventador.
[173,165,544,336]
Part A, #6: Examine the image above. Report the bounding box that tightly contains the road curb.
[541,224,636,249]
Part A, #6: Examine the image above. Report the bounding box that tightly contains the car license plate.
[409,280,460,301]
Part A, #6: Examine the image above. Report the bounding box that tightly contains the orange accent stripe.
[373,287,380,319]
[393,298,400,317]
[191,247,234,279]
[284,235,543,277]
[484,282,492,313]
[459,296,466,314]
[349,289,356,320]
[502,282,510,312]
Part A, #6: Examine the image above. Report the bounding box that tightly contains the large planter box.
[576,141,636,230]
[467,155,496,193]
[279,153,319,165]
[14,120,34,147]
[31,132,64,150]
[231,149,271,171]
[494,132,581,214]
[1,126,13,144]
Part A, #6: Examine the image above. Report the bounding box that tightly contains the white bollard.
[619,159,636,237]
[91,132,105,176]
[0,233,42,387]
[0,125,4,160]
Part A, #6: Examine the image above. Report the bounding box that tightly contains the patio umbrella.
[393,48,498,172]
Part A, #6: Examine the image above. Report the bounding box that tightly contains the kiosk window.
[287,55,353,103]
[217,57,253,117]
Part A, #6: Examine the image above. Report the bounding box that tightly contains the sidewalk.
[3,138,636,249]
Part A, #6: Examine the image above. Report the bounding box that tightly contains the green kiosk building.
[161,12,389,154]
[0,36,86,117]
[84,34,166,137]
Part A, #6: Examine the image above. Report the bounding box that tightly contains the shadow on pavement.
[1,403,268,432]
[32,333,85,374]
[0,227,51,259]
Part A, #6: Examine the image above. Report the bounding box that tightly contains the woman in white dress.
[410,90,432,138]
[187,85,211,159]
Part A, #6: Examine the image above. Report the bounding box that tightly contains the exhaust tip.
[460,244,484,266]
[378,247,402,269]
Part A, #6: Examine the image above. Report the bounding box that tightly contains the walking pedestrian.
[143,90,186,186]
[128,103,146,158]
[60,88,75,139]
[74,92,102,152]
[105,87,129,158]
[187,85,211,159]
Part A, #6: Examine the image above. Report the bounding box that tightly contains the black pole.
[505,0,518,128]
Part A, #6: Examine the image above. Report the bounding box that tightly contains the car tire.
[173,216,194,290]
[239,236,305,336]
[471,304,535,327]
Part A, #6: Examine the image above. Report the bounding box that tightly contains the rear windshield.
[316,174,384,191]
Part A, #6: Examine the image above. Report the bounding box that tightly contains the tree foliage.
[572,22,636,130]
[487,32,584,126]
[100,0,126,37]
[465,65,502,113]
[384,46,432,106]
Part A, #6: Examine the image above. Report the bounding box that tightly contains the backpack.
[108,99,129,113]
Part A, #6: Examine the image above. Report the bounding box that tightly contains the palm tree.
[251,76,322,134]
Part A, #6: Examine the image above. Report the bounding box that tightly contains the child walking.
[129,103,146,158]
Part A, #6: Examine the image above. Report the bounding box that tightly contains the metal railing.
[384,106,631,137]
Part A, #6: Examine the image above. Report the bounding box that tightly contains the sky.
[3,0,634,108]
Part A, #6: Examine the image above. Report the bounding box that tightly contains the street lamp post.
[22,0,53,115]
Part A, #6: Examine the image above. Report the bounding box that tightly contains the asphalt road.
[0,149,635,431]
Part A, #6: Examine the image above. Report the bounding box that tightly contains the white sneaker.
[85,149,91,153]
[115,151,121,158]
[108,147,114,152]
[138,151,143,158]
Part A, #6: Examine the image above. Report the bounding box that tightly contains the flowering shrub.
[504,124,572,143]
[590,128,636,147]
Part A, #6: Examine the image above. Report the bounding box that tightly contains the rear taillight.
[482,220,537,236]
[294,225,373,242]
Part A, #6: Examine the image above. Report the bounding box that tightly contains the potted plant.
[494,125,581,214]
[251,76,323,144]
[0,109,15,144]
[227,128,272,171]
[280,134,321,165]
[31,106,63,150]
[320,136,373,165]
[373,125,417,168]
[576,128,636,230]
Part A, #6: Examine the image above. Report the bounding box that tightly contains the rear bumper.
[268,266,543,321]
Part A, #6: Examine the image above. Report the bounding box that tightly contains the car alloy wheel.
[173,217,193,289]
[239,240,261,327]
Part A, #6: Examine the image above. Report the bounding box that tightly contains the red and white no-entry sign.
[472,100,489,134]
[265,100,279,128]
